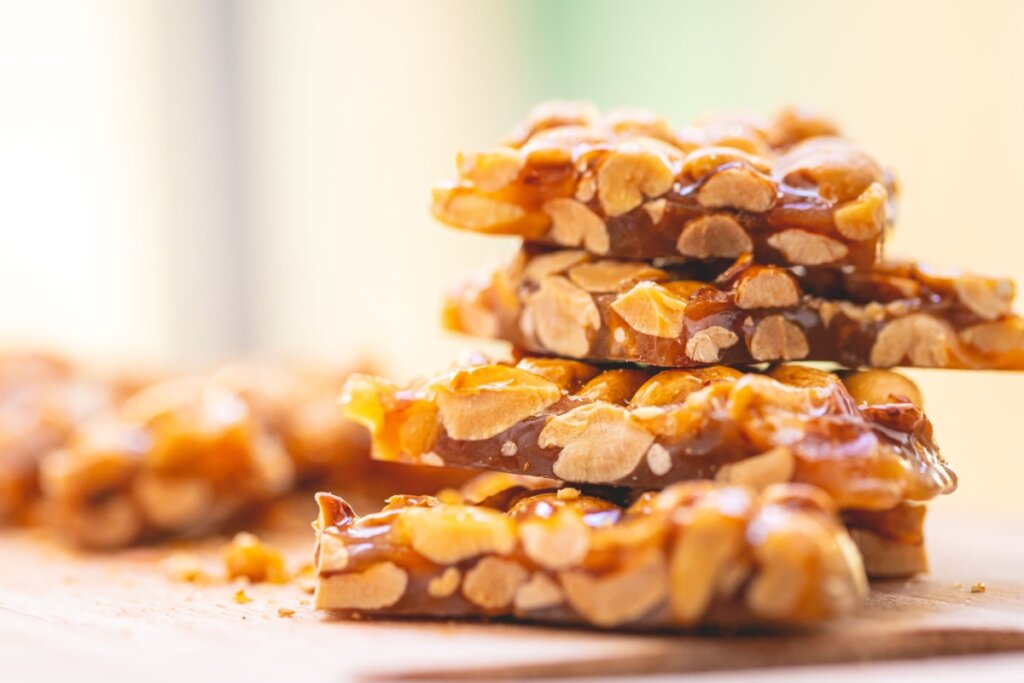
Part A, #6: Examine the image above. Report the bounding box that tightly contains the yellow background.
[0,0,1021,512]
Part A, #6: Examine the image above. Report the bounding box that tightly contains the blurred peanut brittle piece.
[444,246,1024,369]
[41,376,297,549]
[433,102,895,268]
[210,360,372,484]
[312,480,867,629]
[341,358,956,511]
[40,361,377,548]
[0,352,126,524]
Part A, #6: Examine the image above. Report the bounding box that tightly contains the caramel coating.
[341,357,956,511]
[432,103,895,267]
[444,247,1024,370]
[313,481,867,629]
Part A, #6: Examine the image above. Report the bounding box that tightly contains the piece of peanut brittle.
[313,480,867,629]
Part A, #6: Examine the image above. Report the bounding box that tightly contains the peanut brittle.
[0,352,123,524]
[341,358,956,511]
[210,361,372,483]
[432,102,895,268]
[313,481,868,629]
[41,376,297,548]
[444,247,1024,370]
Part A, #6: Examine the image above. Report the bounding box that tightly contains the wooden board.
[1,507,1023,681]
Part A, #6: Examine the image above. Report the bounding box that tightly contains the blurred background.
[0,0,1021,512]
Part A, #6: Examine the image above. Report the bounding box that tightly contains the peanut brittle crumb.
[163,552,210,584]
[971,582,986,594]
[277,607,296,618]
[223,532,289,584]
[233,588,252,604]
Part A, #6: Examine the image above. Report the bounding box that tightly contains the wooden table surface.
[1,505,1022,682]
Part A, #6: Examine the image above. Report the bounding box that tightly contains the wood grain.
[0,507,1022,681]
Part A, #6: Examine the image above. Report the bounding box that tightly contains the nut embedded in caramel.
[766,229,849,266]
[676,214,754,259]
[539,403,655,483]
[610,282,689,338]
[522,276,601,358]
[596,138,678,217]
[543,198,610,254]
[427,364,562,441]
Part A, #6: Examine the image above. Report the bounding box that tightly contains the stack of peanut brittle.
[318,102,1023,630]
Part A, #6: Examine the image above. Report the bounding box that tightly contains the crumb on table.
[223,532,289,584]
[163,552,210,584]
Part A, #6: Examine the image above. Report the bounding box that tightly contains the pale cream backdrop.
[0,0,1021,512]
